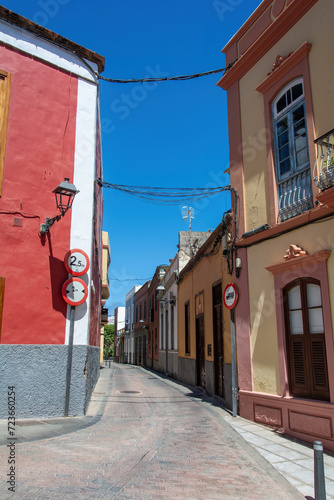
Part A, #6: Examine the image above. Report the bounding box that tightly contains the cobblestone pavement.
[0,364,304,499]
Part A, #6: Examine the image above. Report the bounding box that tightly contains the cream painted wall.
[239,77,268,231]
[247,218,334,395]
[238,0,334,233]
[178,242,231,364]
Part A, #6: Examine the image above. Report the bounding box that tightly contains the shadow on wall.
[48,254,68,315]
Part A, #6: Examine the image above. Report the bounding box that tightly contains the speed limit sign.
[64,249,90,276]
[62,277,88,306]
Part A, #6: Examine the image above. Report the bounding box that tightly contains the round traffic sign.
[223,283,238,309]
[62,277,88,306]
[64,249,90,276]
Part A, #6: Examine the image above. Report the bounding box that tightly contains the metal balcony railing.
[313,129,334,191]
[278,168,313,222]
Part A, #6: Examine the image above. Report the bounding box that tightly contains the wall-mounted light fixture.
[159,295,176,306]
[156,284,176,306]
[156,284,165,299]
[40,178,79,234]
[235,257,242,278]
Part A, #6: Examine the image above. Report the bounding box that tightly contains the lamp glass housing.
[53,178,79,215]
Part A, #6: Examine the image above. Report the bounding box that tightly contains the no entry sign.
[223,283,238,309]
[62,277,88,306]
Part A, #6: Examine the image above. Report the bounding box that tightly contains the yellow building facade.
[178,222,234,409]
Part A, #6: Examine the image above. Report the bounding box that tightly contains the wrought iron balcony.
[278,168,313,222]
[313,129,334,191]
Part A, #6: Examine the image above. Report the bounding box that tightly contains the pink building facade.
[218,0,334,450]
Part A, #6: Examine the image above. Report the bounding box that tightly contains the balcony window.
[313,129,334,191]
[273,79,313,221]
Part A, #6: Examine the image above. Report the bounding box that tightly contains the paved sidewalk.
[222,413,334,500]
[0,363,330,499]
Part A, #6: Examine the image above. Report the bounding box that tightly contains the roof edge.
[0,6,105,73]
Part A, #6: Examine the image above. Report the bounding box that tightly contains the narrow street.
[0,364,304,499]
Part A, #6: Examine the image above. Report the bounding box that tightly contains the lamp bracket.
[40,215,63,235]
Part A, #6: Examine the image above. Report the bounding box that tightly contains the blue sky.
[1,0,261,312]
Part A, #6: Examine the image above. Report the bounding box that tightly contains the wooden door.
[196,315,205,388]
[213,283,224,397]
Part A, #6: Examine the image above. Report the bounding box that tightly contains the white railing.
[278,169,313,221]
[313,129,334,191]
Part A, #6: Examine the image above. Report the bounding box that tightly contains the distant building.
[158,231,213,378]
[124,285,142,364]
[0,7,105,418]
[114,307,125,363]
[147,266,169,371]
[100,232,111,364]
[133,282,150,365]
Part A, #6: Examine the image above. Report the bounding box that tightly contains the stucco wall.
[178,232,232,395]
[0,344,100,418]
[0,44,77,345]
[178,357,196,387]
[247,219,334,395]
[238,0,334,232]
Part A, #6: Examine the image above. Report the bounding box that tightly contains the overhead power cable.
[97,59,238,84]
[109,277,151,282]
[97,179,232,205]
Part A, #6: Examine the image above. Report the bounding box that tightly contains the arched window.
[273,79,313,221]
[283,278,329,401]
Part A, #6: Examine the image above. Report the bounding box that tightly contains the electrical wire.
[97,179,232,205]
[97,60,238,84]
[0,210,40,219]
[109,277,151,282]
[3,9,238,87]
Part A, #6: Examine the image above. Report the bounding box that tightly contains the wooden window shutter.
[310,338,329,394]
[0,71,11,195]
[291,339,306,387]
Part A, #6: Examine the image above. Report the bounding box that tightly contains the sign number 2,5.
[64,249,90,276]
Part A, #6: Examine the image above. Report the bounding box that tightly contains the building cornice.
[236,205,334,248]
[217,0,317,90]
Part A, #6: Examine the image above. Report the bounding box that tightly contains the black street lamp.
[40,178,79,234]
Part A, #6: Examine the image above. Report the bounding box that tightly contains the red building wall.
[0,45,78,345]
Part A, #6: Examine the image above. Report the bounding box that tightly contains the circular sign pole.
[223,283,239,418]
[64,305,75,417]
[62,277,88,417]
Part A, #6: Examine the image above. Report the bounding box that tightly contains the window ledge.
[256,42,312,94]
[265,249,331,275]
[316,186,334,208]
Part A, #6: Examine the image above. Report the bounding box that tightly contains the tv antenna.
[182,206,194,231]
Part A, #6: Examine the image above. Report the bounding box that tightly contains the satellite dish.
[181,206,194,230]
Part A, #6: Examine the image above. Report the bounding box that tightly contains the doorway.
[213,282,224,398]
[196,314,205,387]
